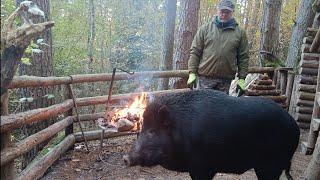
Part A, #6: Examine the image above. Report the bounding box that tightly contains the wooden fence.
[0,67,286,180]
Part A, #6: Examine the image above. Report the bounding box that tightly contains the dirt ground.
[42,129,312,180]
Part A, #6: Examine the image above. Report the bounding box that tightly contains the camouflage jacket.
[188,17,249,79]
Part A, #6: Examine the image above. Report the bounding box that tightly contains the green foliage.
[264,59,285,68]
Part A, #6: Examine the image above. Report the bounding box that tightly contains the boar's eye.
[146,129,156,138]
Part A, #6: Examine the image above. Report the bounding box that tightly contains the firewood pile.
[289,28,319,126]
[245,74,287,108]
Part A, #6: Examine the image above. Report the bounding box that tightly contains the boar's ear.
[158,105,170,127]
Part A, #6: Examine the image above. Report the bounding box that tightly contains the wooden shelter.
[289,28,320,128]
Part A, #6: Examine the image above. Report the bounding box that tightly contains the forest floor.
[42,129,312,180]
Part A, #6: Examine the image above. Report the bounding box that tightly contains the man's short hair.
[218,0,235,11]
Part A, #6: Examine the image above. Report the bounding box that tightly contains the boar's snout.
[123,154,131,166]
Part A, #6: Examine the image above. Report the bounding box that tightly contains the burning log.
[117,118,134,132]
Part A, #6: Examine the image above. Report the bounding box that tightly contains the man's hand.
[236,79,246,97]
[237,79,246,90]
[187,73,197,88]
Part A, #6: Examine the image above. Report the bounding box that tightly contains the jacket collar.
[213,16,237,30]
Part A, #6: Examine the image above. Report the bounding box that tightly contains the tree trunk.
[244,0,251,31]
[87,0,96,114]
[259,0,283,66]
[285,0,315,68]
[18,0,54,169]
[248,0,261,49]
[172,0,200,89]
[159,0,177,90]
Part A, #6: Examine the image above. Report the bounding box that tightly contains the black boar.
[123,89,300,180]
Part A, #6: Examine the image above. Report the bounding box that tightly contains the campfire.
[97,93,147,132]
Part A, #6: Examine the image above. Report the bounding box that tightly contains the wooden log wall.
[289,28,320,127]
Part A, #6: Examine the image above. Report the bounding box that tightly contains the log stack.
[289,28,320,127]
[245,74,287,108]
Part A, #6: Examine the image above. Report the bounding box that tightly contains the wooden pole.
[17,134,75,180]
[285,71,295,109]
[0,92,15,179]
[8,70,190,89]
[66,84,89,152]
[64,85,74,149]
[1,117,73,166]
[279,71,287,95]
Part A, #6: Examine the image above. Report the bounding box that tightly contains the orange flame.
[110,93,147,130]
[116,93,147,119]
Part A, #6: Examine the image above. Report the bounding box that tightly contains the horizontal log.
[248,67,275,73]
[246,89,280,96]
[75,88,189,107]
[18,134,75,180]
[298,91,315,101]
[298,84,317,93]
[8,70,190,89]
[299,60,319,68]
[77,112,104,122]
[0,100,73,133]
[303,36,314,44]
[296,107,314,114]
[74,130,137,142]
[1,89,189,133]
[297,99,315,107]
[299,67,319,76]
[302,44,311,53]
[295,113,312,122]
[263,95,287,103]
[1,117,73,166]
[301,53,320,61]
[256,79,273,85]
[298,75,318,84]
[249,84,276,90]
[297,121,311,129]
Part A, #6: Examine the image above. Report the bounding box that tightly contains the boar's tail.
[284,162,293,180]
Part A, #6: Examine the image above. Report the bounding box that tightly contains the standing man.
[187,0,249,93]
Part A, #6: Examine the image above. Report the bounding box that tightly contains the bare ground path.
[42,129,311,180]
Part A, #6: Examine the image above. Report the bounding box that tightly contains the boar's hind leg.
[254,168,282,180]
[189,170,216,180]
